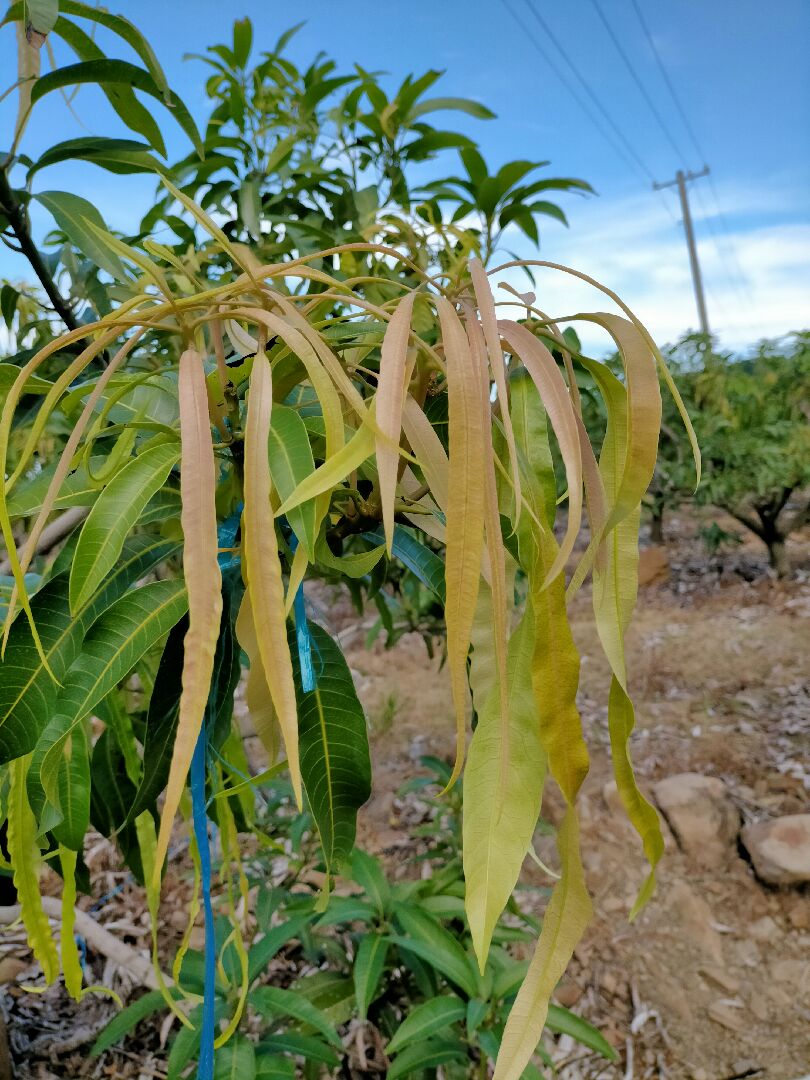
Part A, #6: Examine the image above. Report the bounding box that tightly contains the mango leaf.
[0,536,180,762]
[546,1004,617,1061]
[256,1035,339,1069]
[388,1038,467,1079]
[314,532,385,579]
[353,934,388,1020]
[365,525,445,602]
[267,404,316,559]
[51,719,90,849]
[34,191,128,281]
[0,363,52,396]
[349,848,390,916]
[464,608,545,968]
[93,991,179,1055]
[69,442,180,612]
[409,96,495,120]
[214,1035,256,1080]
[28,137,159,176]
[255,1054,294,1080]
[38,579,188,810]
[6,458,107,518]
[246,916,309,985]
[386,995,466,1055]
[292,621,372,877]
[250,986,342,1047]
[390,904,478,998]
[153,350,221,884]
[30,59,203,157]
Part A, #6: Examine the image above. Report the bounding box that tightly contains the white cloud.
[493,177,810,354]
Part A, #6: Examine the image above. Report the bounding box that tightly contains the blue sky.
[1,0,808,353]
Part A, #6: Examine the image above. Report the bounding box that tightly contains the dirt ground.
[341,508,810,1080]
[1,507,808,1079]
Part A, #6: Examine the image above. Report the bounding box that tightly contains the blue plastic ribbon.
[289,532,316,693]
[191,507,243,1080]
[191,726,215,1080]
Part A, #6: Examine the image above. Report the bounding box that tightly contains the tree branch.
[0,166,80,332]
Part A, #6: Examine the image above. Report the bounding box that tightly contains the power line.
[588,0,687,165]
[498,0,652,189]
[627,0,752,299]
[519,0,658,185]
[628,0,708,163]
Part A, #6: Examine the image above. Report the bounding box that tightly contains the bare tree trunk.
[767,537,790,578]
[649,503,665,545]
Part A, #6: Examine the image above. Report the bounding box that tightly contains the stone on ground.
[653,772,739,867]
[741,814,810,885]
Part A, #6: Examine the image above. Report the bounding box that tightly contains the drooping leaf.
[243,349,301,806]
[375,292,415,552]
[464,607,545,970]
[7,755,59,983]
[387,1038,467,1079]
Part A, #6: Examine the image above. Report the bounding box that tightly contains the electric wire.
[588,0,688,164]
[520,0,657,184]
[628,0,751,298]
[498,0,649,187]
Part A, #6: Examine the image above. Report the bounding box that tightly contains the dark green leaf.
[546,1004,618,1061]
[292,622,371,876]
[390,905,477,998]
[386,995,466,1055]
[250,986,342,1047]
[388,1038,467,1079]
[353,934,388,1020]
[214,1035,256,1080]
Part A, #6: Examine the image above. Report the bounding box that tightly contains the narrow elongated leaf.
[154,351,221,884]
[256,1035,338,1068]
[353,935,388,1020]
[493,813,592,1080]
[214,1035,256,1080]
[234,592,279,766]
[386,995,466,1055]
[30,59,203,157]
[464,608,545,969]
[51,720,90,850]
[0,536,180,762]
[401,395,449,512]
[391,904,477,998]
[38,579,188,811]
[276,421,375,518]
[293,622,371,875]
[29,136,158,176]
[409,96,495,120]
[69,442,179,612]
[349,848,390,915]
[545,1004,617,1061]
[34,191,128,281]
[375,292,415,552]
[59,846,84,1000]
[243,349,301,807]
[388,1038,467,1079]
[7,755,59,983]
[436,296,485,786]
[250,986,341,1047]
[267,404,316,559]
[497,320,583,584]
[92,989,175,1055]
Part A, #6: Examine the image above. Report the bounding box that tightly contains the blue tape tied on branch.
[191,505,243,1080]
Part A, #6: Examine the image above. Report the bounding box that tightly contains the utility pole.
[654,166,711,337]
